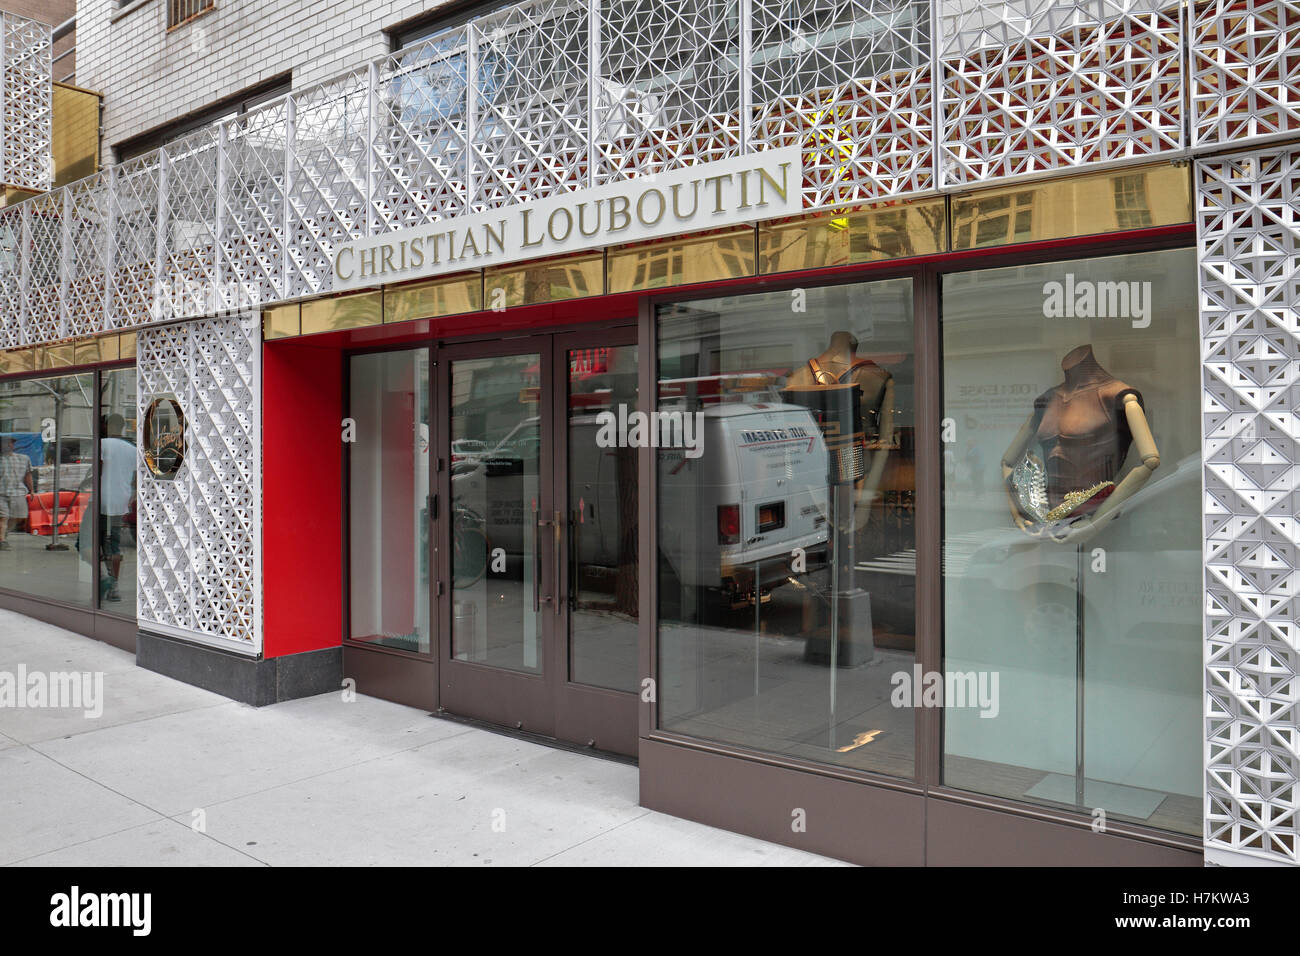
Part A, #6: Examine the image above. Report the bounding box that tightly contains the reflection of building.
[0,0,1294,869]
[949,169,1188,249]
[607,230,754,291]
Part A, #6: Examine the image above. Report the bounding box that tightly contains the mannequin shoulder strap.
[807,358,837,385]
[842,356,877,382]
[810,356,877,385]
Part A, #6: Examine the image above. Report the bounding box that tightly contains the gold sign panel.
[385,272,482,324]
[263,303,301,340]
[484,252,604,308]
[0,333,132,376]
[950,163,1193,250]
[53,83,102,189]
[254,161,1191,341]
[759,198,946,274]
[300,291,382,336]
[608,226,756,293]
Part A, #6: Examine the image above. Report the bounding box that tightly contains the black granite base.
[136,630,342,706]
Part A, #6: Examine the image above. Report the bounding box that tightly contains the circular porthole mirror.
[142,394,186,480]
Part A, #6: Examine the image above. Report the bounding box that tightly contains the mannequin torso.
[1001,343,1159,542]
[1032,346,1141,508]
[782,331,897,531]
[785,331,892,440]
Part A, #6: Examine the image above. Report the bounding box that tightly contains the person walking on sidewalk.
[0,437,33,550]
[98,414,135,602]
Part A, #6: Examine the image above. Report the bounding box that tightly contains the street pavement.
[0,610,843,867]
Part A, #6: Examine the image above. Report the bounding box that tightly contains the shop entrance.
[345,325,640,754]
[435,327,640,756]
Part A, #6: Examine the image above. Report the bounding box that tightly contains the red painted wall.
[262,339,343,657]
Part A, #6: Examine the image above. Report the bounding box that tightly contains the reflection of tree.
[852,202,946,260]
[520,262,594,303]
[766,201,946,269]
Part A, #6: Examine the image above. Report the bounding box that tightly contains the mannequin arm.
[1000,413,1041,535]
[1048,395,1160,543]
[854,379,895,527]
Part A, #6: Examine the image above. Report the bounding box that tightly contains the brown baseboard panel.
[639,737,1204,866]
[343,644,436,711]
[93,613,138,652]
[924,794,1203,867]
[638,736,926,866]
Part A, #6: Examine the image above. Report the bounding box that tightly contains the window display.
[0,372,97,608]
[657,278,916,777]
[141,395,185,480]
[1002,343,1160,539]
[941,247,1201,836]
[348,349,431,654]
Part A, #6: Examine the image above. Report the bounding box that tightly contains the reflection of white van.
[449,419,538,563]
[654,401,830,609]
[453,399,833,612]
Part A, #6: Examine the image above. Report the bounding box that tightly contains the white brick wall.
[76,0,453,158]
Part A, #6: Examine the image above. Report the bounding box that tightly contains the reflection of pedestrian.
[99,414,135,602]
[0,437,32,549]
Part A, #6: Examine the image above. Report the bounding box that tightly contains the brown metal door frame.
[434,322,640,752]
[435,334,558,736]
[550,326,640,756]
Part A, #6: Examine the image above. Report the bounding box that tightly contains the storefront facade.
[1,0,1297,867]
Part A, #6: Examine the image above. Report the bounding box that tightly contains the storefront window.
[941,247,1201,835]
[656,278,917,776]
[95,369,138,614]
[348,350,432,654]
[0,372,95,606]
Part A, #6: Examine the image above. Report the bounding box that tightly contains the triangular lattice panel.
[1196,146,1300,866]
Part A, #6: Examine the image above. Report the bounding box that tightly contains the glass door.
[439,338,556,735]
[551,331,639,754]
[436,328,640,755]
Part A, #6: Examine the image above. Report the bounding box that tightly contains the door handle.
[553,509,563,617]
[570,508,580,614]
[534,509,553,612]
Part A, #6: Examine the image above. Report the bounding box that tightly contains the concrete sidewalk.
[0,611,843,866]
